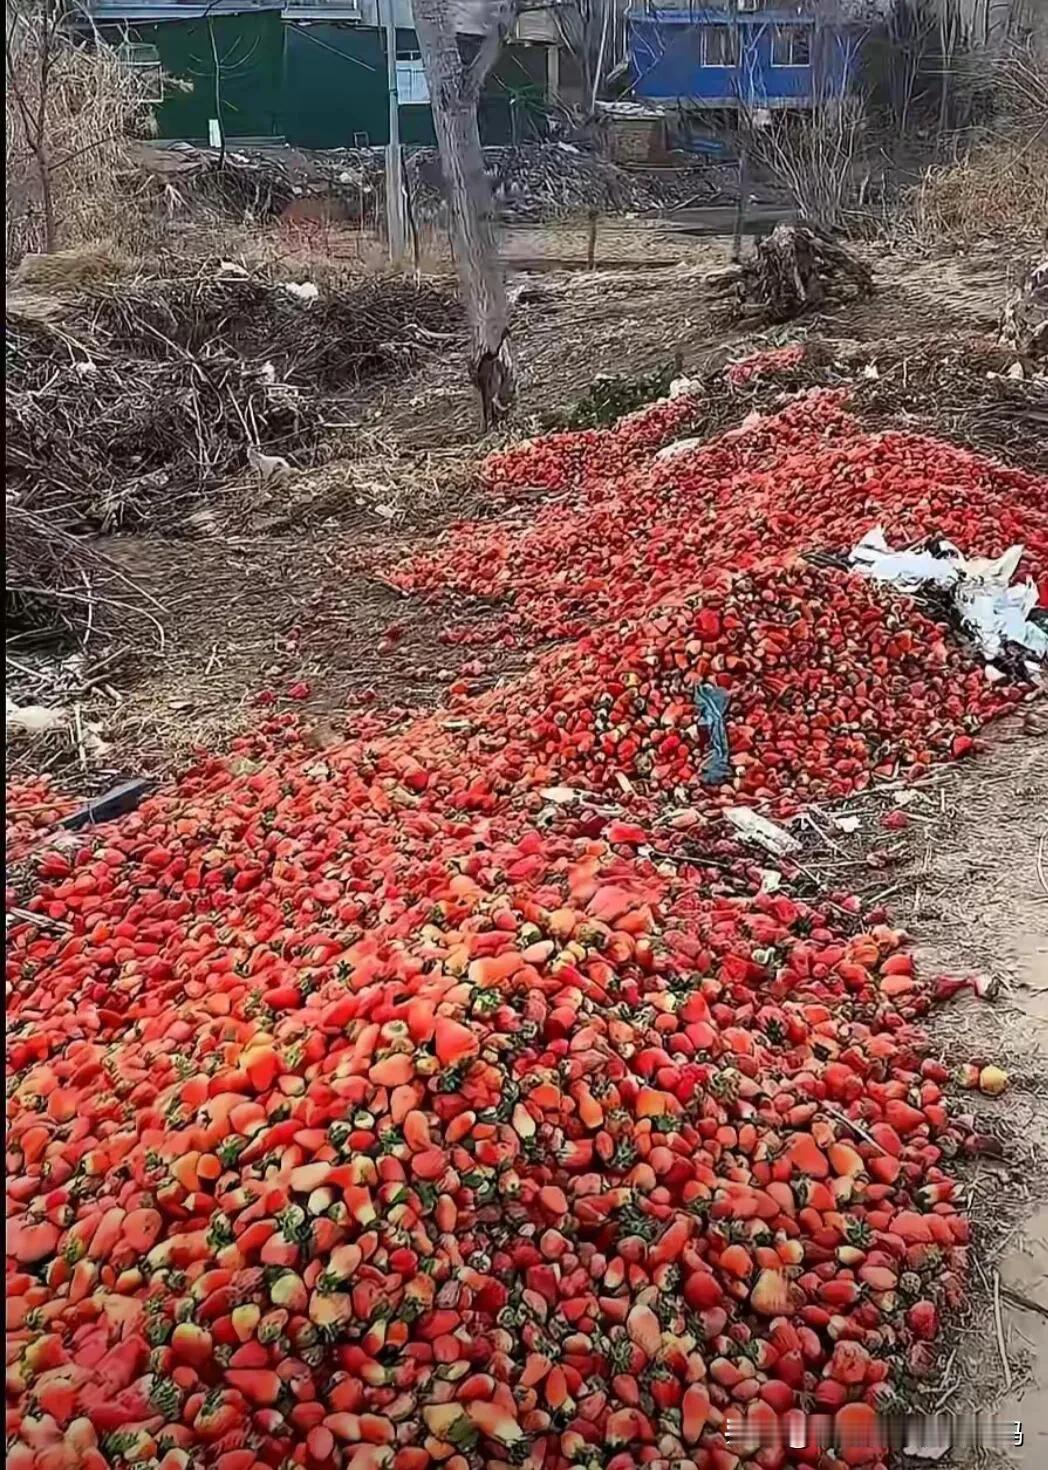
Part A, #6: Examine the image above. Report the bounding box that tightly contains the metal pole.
[382,0,406,260]
[730,0,747,263]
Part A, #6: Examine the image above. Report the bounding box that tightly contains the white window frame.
[770,24,812,69]
[395,52,429,105]
[114,40,164,104]
[701,23,740,70]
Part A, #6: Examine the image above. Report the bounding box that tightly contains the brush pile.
[486,145,724,223]
[151,142,721,228]
[7,271,459,532]
[81,274,458,393]
[6,268,459,640]
[7,351,1045,1470]
[6,308,319,536]
[6,505,167,652]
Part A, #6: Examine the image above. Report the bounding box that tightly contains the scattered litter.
[936,973,1000,1001]
[694,683,732,785]
[850,527,961,586]
[758,868,783,893]
[956,578,1047,662]
[6,700,68,734]
[247,446,293,486]
[656,436,706,460]
[539,786,583,806]
[58,778,156,831]
[668,375,702,400]
[282,281,320,304]
[849,527,1047,663]
[724,806,801,857]
[832,813,862,834]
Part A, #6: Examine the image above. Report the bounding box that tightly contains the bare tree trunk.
[412,0,515,429]
[938,12,954,139]
[36,136,57,252]
[6,0,59,252]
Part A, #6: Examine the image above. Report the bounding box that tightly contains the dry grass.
[912,138,1048,248]
[5,6,156,263]
[909,40,1048,250]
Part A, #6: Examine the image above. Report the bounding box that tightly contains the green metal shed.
[89,3,551,149]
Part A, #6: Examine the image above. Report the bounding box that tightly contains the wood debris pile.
[6,267,460,643]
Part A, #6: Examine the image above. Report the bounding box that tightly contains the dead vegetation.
[6,259,462,654]
[6,266,460,536]
[5,3,156,261]
[736,223,875,321]
[908,37,1048,249]
[912,138,1048,248]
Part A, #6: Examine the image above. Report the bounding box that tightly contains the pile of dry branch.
[6,306,321,535]
[6,269,460,536]
[485,144,726,222]
[6,265,460,644]
[147,141,723,229]
[7,505,167,653]
[82,271,458,389]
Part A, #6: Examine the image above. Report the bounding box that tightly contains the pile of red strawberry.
[6,779,80,864]
[7,364,1045,1470]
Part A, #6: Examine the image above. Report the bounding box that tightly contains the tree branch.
[464,0,518,100]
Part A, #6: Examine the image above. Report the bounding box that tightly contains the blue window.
[771,24,812,67]
[701,24,739,68]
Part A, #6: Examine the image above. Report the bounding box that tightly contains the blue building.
[628,6,861,112]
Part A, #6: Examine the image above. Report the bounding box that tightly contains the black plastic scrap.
[59,778,155,831]
[694,682,732,785]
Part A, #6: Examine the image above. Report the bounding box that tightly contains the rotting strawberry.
[7,369,1039,1469]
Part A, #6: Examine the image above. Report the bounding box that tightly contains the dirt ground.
[915,718,1048,1463]
[7,217,1047,1453]
[796,712,1048,1463]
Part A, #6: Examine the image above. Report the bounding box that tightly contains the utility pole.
[381,0,407,260]
[730,0,747,263]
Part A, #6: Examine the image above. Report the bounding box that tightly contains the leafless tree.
[6,0,66,251]
[6,0,156,260]
[738,13,873,234]
[548,0,628,117]
[411,0,517,428]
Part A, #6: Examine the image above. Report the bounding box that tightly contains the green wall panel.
[283,22,388,148]
[97,15,548,151]
[283,24,527,150]
[100,12,284,142]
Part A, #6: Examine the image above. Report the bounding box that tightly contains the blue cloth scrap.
[694,683,732,785]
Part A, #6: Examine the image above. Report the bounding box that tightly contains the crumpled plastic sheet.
[849,526,1047,663]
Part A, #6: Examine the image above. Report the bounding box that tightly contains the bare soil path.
[912,718,1048,1462]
